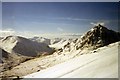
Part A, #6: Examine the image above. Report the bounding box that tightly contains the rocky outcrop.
[61,24,120,51]
[79,24,120,49]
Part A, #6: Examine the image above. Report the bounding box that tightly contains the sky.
[1,2,119,37]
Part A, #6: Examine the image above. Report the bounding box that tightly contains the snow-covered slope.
[49,39,73,49]
[0,36,54,72]
[50,38,62,44]
[22,25,120,78]
[23,41,119,78]
[1,25,120,79]
[50,24,120,55]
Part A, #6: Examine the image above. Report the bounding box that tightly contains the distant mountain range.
[50,24,120,53]
[29,37,51,45]
[1,24,120,65]
[0,24,120,78]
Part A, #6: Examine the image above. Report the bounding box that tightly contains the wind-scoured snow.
[23,42,118,78]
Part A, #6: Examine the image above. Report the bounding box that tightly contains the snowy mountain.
[0,36,54,57]
[30,37,51,45]
[0,36,54,72]
[50,38,62,44]
[49,39,73,49]
[53,24,120,54]
[79,24,120,49]
[30,37,64,45]
[23,41,119,78]
[1,24,120,79]
[22,25,120,78]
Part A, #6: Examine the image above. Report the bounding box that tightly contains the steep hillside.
[0,48,9,63]
[23,41,119,78]
[1,36,54,57]
[1,24,120,79]
[79,24,120,49]
[0,36,54,73]
[59,24,120,53]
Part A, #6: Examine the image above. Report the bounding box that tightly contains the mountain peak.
[80,25,120,49]
[1,36,54,57]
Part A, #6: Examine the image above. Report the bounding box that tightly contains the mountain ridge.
[77,24,120,50]
[1,36,54,57]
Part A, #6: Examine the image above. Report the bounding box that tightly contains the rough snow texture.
[23,42,119,78]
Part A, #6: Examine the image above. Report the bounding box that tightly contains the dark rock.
[80,24,120,49]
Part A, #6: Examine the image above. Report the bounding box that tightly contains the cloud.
[29,16,92,22]
[90,22,105,26]
[17,31,38,38]
[0,28,16,37]
[53,17,93,21]
[57,27,63,32]
[0,29,38,38]
[0,28,15,32]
